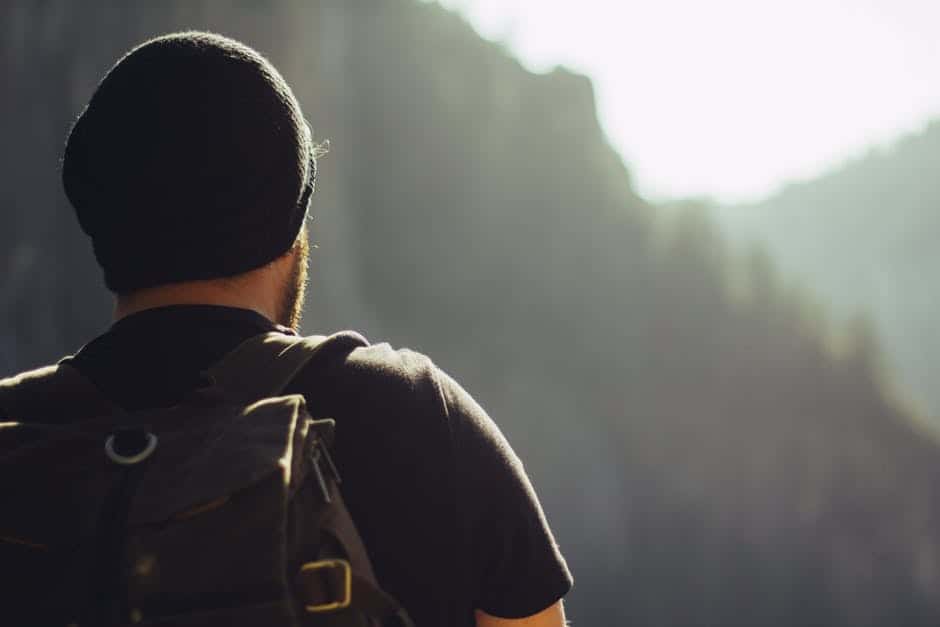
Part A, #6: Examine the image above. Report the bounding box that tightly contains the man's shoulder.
[304,333,448,419]
[0,363,66,419]
[342,338,440,390]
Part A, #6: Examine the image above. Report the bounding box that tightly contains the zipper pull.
[309,440,331,504]
[317,438,342,485]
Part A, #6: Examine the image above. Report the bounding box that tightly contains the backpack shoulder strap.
[205,330,368,403]
[0,362,119,424]
[207,331,416,624]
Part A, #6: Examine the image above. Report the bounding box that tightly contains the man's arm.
[476,600,567,627]
[430,365,572,622]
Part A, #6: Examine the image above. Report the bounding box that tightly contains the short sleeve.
[435,368,573,618]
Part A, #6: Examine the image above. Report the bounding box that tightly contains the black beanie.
[62,31,315,293]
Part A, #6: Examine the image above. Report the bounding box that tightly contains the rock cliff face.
[4,1,940,625]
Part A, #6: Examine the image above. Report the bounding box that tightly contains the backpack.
[0,331,414,627]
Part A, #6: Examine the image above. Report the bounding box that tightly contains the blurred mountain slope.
[718,121,940,422]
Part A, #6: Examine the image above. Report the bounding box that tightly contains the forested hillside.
[719,121,940,422]
[3,1,940,625]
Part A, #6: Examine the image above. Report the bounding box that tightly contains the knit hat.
[62,31,315,293]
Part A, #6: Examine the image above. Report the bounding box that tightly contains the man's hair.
[62,31,315,293]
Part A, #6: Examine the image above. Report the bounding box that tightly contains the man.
[1,32,571,626]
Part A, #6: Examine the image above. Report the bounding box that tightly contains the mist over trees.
[717,123,940,425]
[3,1,940,625]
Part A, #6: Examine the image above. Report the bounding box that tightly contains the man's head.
[62,31,316,328]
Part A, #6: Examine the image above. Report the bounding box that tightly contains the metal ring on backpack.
[104,431,158,465]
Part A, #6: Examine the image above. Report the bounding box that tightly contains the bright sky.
[432,0,940,203]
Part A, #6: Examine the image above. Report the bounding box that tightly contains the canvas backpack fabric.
[0,331,413,627]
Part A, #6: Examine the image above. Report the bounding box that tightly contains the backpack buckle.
[298,559,352,612]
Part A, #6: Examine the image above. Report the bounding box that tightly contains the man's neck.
[114,281,277,324]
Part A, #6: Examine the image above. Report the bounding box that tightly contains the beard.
[277,227,310,331]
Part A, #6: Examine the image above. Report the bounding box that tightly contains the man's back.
[1,305,571,625]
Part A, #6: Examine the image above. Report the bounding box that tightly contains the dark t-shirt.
[33,305,572,625]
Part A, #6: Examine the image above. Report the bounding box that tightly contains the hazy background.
[3,1,940,625]
[440,0,940,203]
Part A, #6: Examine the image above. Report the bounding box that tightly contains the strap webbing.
[205,331,367,403]
[314,485,416,626]
[206,333,326,403]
